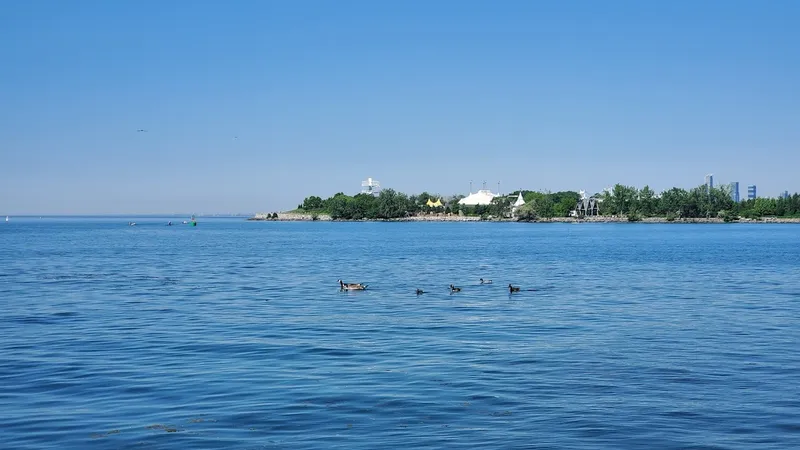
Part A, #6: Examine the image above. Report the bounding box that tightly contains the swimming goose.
[449,284,462,293]
[416,289,425,295]
[508,284,520,293]
[338,280,367,290]
[480,278,493,284]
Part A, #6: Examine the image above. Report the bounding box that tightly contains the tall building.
[747,185,757,200]
[780,190,790,199]
[730,181,740,202]
[705,174,714,190]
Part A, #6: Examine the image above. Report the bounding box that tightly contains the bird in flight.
[137,129,147,132]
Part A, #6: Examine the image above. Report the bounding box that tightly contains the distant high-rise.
[705,174,714,190]
[730,182,740,202]
[747,185,757,200]
[780,190,790,199]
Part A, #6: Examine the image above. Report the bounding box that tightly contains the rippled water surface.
[2,218,799,449]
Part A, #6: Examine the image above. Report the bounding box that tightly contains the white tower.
[361,177,381,196]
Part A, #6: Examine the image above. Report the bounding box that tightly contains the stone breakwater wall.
[250,213,480,222]
[392,215,482,222]
[249,213,800,223]
[250,212,333,221]
[535,216,800,224]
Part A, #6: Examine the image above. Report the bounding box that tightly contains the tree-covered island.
[279,185,800,222]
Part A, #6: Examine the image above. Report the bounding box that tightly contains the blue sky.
[1,0,798,214]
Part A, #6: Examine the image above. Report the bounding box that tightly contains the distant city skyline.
[699,173,796,203]
[1,1,798,214]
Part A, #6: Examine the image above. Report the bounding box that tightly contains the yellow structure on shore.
[426,198,443,207]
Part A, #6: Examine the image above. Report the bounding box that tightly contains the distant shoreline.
[248,213,800,224]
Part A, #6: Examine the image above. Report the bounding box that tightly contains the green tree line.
[296,185,800,221]
[298,189,510,220]
[297,190,578,220]
[298,190,441,220]
[597,184,800,221]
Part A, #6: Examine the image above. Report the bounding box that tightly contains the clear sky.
[1,0,798,214]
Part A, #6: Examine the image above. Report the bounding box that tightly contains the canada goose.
[416,289,425,295]
[338,280,367,290]
[480,278,493,284]
[449,284,462,293]
[508,284,520,293]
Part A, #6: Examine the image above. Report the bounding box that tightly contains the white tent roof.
[458,189,497,206]
[512,192,525,208]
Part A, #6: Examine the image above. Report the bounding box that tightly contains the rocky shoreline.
[248,212,800,224]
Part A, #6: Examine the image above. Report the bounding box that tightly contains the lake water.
[1,218,799,449]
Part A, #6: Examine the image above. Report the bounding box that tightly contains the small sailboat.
[5,216,8,222]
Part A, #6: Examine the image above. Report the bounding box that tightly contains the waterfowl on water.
[480,278,492,284]
[416,289,425,295]
[508,284,520,293]
[449,284,462,293]
[338,279,367,290]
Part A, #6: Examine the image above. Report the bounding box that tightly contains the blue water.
[2,218,799,449]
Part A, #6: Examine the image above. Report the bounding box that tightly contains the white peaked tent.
[458,189,497,206]
[512,192,525,208]
[511,192,526,216]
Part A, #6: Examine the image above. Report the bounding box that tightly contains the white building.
[361,177,381,196]
[458,189,497,206]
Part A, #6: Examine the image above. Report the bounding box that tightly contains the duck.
[449,284,462,293]
[480,278,493,284]
[508,284,521,293]
[416,289,425,295]
[338,279,367,290]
